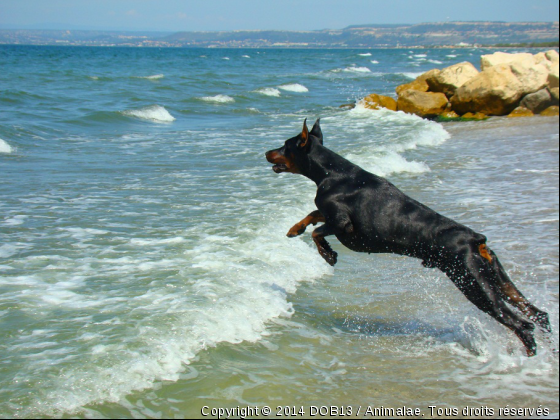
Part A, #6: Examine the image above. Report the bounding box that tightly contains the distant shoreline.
[1,43,559,51]
[1,22,558,49]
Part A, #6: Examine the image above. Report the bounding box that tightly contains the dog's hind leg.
[486,247,551,333]
[287,210,325,238]
[445,246,537,356]
[312,224,338,266]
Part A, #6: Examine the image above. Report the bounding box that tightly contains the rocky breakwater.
[363,50,560,119]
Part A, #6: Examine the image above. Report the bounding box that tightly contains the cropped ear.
[298,118,309,149]
[310,118,323,145]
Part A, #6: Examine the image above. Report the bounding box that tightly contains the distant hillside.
[1,21,558,48]
[165,21,559,48]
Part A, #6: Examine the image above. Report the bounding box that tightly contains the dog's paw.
[319,248,338,266]
[324,250,338,266]
[287,223,306,238]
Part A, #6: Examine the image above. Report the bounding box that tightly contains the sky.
[0,0,558,32]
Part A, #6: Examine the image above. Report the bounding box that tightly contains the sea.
[0,45,558,419]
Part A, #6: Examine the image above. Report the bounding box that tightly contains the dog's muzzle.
[266,150,290,173]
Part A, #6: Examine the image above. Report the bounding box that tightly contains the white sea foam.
[359,53,372,57]
[0,244,20,258]
[401,72,424,80]
[135,74,164,80]
[371,60,380,64]
[343,66,371,73]
[199,95,236,104]
[3,215,28,226]
[347,151,431,177]
[428,59,443,65]
[325,103,450,176]
[12,212,332,417]
[0,138,13,154]
[278,83,309,93]
[255,87,281,97]
[129,237,186,247]
[122,105,176,123]
[242,55,251,58]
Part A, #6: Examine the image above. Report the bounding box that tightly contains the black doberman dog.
[266,119,551,356]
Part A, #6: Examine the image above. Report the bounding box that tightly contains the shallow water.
[0,46,558,418]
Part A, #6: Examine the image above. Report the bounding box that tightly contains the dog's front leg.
[312,225,338,266]
[287,210,325,238]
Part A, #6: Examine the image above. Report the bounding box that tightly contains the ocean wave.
[323,103,450,177]
[133,74,165,80]
[199,95,236,104]
[371,60,380,64]
[400,72,424,80]
[254,87,281,97]
[343,66,372,73]
[87,75,114,82]
[278,83,309,93]
[121,105,176,123]
[0,138,13,154]
[359,53,372,57]
[13,207,331,418]
[346,150,431,177]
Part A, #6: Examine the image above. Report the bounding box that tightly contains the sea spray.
[122,105,175,122]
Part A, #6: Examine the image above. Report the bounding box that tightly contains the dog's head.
[265,119,323,175]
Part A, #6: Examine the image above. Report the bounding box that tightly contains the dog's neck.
[301,144,359,186]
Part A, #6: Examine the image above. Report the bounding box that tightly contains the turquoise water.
[0,46,558,418]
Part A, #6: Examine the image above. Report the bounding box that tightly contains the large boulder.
[481,51,552,93]
[395,69,441,95]
[549,72,560,89]
[535,50,559,88]
[550,87,560,104]
[427,62,479,97]
[363,93,397,111]
[481,52,535,71]
[519,88,554,114]
[397,90,449,118]
[396,80,429,95]
[451,64,524,115]
[511,60,551,94]
[451,54,551,116]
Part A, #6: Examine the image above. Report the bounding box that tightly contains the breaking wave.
[121,105,176,123]
[0,138,13,154]
[278,83,309,93]
[199,95,236,104]
[255,87,281,97]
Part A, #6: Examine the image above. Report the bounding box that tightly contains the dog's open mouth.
[272,163,288,173]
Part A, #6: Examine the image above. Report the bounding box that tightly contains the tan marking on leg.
[479,244,493,262]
